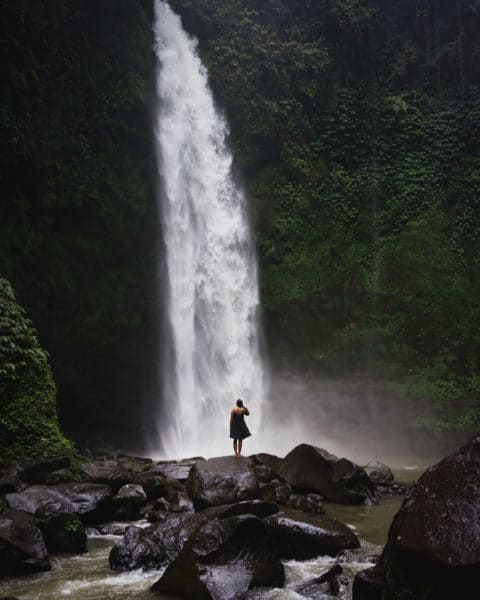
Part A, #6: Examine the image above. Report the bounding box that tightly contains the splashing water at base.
[152,0,267,458]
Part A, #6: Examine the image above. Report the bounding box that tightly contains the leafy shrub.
[0,277,73,464]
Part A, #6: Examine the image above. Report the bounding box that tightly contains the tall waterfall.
[153,1,267,458]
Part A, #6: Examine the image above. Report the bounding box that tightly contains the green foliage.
[0,277,73,464]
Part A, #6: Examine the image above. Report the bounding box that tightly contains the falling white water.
[153,1,267,458]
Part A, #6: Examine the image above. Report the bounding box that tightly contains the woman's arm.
[243,407,249,416]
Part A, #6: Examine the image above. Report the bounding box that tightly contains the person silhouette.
[230,399,251,457]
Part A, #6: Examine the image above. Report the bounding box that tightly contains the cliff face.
[169,0,480,432]
[0,0,158,449]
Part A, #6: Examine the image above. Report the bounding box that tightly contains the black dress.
[230,410,251,440]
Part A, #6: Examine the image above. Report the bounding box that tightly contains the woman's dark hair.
[236,399,243,407]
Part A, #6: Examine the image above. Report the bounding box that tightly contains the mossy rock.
[0,278,73,465]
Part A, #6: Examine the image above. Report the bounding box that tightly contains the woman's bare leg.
[233,439,238,456]
[238,439,243,456]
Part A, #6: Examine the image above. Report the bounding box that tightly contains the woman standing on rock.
[230,399,251,456]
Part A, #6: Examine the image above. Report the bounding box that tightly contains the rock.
[363,461,394,485]
[133,472,168,500]
[153,461,198,481]
[80,459,136,490]
[264,511,359,559]
[5,483,114,524]
[187,456,258,509]
[0,508,50,575]
[97,523,129,536]
[17,456,71,485]
[110,524,168,572]
[151,514,285,599]
[45,468,83,485]
[252,453,283,475]
[169,489,194,513]
[110,512,193,572]
[295,563,344,598]
[278,444,376,504]
[290,493,325,514]
[352,567,383,600]
[110,501,279,573]
[220,500,279,519]
[0,477,27,495]
[353,435,480,599]
[43,513,87,554]
[142,498,171,522]
[259,481,292,504]
[113,484,147,520]
[253,465,275,483]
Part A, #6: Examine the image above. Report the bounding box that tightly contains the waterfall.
[153,1,267,458]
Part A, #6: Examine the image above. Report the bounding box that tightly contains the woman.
[230,399,251,457]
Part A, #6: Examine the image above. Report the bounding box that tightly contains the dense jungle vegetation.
[171,0,480,433]
[1,0,479,453]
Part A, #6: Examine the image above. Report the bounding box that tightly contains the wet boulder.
[43,513,87,554]
[290,493,325,514]
[278,444,376,504]
[5,483,113,524]
[110,501,279,573]
[353,435,480,600]
[133,472,168,500]
[151,514,285,599]
[16,456,71,485]
[187,456,258,509]
[110,512,196,572]
[259,481,292,504]
[253,465,276,483]
[153,459,201,481]
[0,477,26,495]
[113,484,147,520]
[264,511,359,560]
[252,453,283,475]
[109,524,169,572]
[363,461,394,485]
[45,468,85,485]
[80,459,136,490]
[0,508,50,575]
[294,564,346,598]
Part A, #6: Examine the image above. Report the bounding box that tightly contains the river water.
[0,467,426,600]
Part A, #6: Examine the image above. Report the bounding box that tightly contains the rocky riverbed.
[1,439,476,599]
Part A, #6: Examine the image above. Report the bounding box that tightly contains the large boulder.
[252,453,283,475]
[113,484,147,520]
[363,461,394,485]
[17,456,71,485]
[264,511,359,559]
[0,508,50,575]
[80,459,136,490]
[258,481,291,504]
[153,460,201,481]
[353,435,480,600]
[5,483,113,524]
[187,456,258,509]
[132,472,169,500]
[43,513,87,554]
[151,514,285,599]
[278,444,376,504]
[110,501,279,573]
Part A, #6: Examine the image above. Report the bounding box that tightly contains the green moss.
[0,277,73,464]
